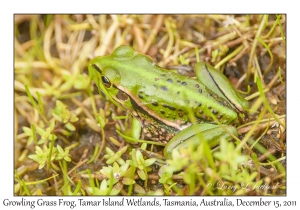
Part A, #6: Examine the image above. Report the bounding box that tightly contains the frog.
[89,45,249,158]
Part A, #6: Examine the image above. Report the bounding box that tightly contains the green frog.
[89,46,248,158]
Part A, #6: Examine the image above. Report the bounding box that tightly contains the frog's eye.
[101,75,111,88]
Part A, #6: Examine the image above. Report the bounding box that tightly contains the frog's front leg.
[164,123,238,158]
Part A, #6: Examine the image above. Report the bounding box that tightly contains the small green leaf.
[65,122,76,131]
[99,179,108,191]
[28,154,40,162]
[70,114,79,122]
[106,155,119,165]
[120,163,129,175]
[141,143,147,150]
[137,169,146,180]
[56,145,63,153]
[113,162,120,174]
[100,166,112,177]
[111,182,123,195]
[38,161,46,169]
[23,127,32,136]
[136,150,144,167]
[105,147,115,156]
[131,149,137,163]
[35,146,43,155]
[64,156,71,162]
[144,158,156,167]
[121,178,135,185]
[36,127,45,136]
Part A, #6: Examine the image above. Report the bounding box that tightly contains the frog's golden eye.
[101,75,111,88]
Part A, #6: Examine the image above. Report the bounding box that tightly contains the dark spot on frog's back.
[163,104,176,111]
[152,101,158,106]
[138,90,144,99]
[182,81,187,86]
[167,78,173,83]
[138,93,143,99]
[212,110,218,115]
[161,86,168,91]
